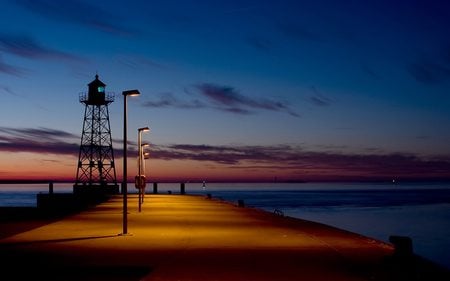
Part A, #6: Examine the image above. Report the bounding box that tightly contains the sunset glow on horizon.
[1,1,449,183]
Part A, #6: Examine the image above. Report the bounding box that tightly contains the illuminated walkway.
[0,195,444,280]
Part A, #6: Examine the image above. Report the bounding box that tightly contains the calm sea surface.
[1,182,450,269]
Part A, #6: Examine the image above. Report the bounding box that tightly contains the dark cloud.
[142,84,300,117]
[0,126,133,158]
[142,93,206,109]
[0,126,448,180]
[15,0,137,36]
[196,83,300,117]
[0,34,85,62]
[0,137,78,155]
[0,127,77,140]
[151,143,450,180]
[0,127,78,155]
[219,107,252,115]
[151,144,287,165]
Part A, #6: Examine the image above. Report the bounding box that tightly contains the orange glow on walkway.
[0,195,400,280]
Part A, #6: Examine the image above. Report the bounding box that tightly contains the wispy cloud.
[0,34,84,62]
[307,86,332,106]
[0,127,79,155]
[407,46,450,85]
[151,143,450,180]
[15,0,137,36]
[276,21,323,43]
[196,83,300,117]
[142,83,300,117]
[245,35,273,52]
[360,62,382,80]
[142,93,205,109]
[0,126,449,180]
[115,54,165,70]
[0,138,78,155]
[442,44,450,64]
[0,127,77,140]
[151,144,290,165]
[0,127,132,157]
[408,61,450,84]
[0,85,18,96]
[0,56,25,76]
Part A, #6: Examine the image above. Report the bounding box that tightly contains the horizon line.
[1,177,450,185]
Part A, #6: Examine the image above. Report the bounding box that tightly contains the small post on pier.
[180,183,185,195]
[389,235,413,257]
[49,181,54,195]
[153,182,158,194]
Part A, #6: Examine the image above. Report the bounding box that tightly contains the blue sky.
[0,0,449,181]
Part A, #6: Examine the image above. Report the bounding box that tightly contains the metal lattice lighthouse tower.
[74,75,119,194]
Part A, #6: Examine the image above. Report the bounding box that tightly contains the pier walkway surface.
[1,194,448,281]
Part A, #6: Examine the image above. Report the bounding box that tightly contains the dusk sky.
[1,0,450,182]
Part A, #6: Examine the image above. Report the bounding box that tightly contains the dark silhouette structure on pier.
[74,75,119,194]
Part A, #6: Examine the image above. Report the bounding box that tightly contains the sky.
[0,0,449,182]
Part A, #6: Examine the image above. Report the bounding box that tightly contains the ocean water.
[1,182,450,269]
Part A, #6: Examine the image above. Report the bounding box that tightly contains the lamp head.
[122,89,140,96]
[138,126,150,132]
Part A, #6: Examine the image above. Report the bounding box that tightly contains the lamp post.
[143,151,150,175]
[122,89,140,235]
[137,128,149,212]
[140,143,150,204]
[143,151,150,198]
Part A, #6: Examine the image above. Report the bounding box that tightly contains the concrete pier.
[1,195,448,280]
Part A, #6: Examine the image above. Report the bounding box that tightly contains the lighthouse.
[74,75,119,194]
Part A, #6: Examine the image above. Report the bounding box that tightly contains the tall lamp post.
[142,151,150,200]
[137,127,149,212]
[140,143,150,204]
[143,151,150,175]
[122,89,140,235]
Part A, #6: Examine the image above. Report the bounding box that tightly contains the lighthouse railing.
[79,92,115,104]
